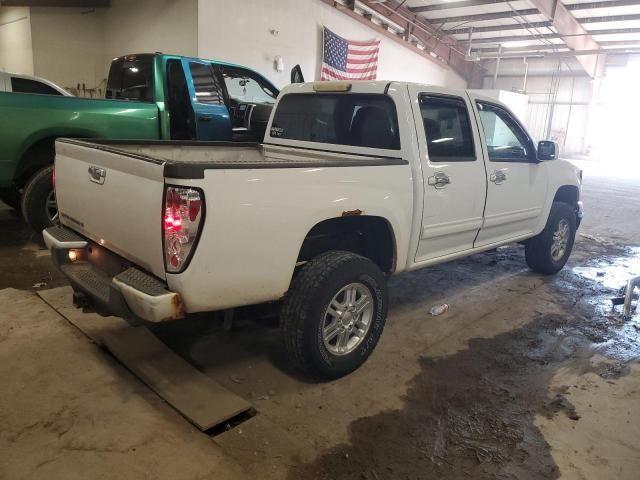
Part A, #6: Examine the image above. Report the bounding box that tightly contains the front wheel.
[525,202,577,275]
[280,251,388,379]
[21,166,58,234]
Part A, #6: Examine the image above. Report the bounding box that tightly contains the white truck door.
[408,85,487,262]
[469,96,548,247]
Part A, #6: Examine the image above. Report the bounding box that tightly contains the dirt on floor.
[0,206,66,291]
[285,239,640,480]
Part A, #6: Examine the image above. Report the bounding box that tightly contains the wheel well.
[15,135,89,187]
[553,185,579,207]
[297,216,396,274]
[14,137,57,187]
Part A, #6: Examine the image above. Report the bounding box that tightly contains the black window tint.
[189,63,224,105]
[477,102,533,162]
[11,77,61,95]
[270,93,400,150]
[166,59,193,140]
[106,57,154,101]
[420,94,475,162]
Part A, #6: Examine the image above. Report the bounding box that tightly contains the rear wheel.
[525,202,576,275]
[21,166,58,234]
[280,251,388,379]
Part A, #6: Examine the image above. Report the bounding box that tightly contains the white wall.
[30,7,104,92]
[102,0,197,71]
[0,7,34,75]
[197,0,466,89]
[22,0,197,95]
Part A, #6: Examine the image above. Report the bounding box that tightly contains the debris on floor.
[622,275,640,319]
[230,375,247,384]
[429,304,449,316]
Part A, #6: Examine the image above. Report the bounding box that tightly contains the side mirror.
[291,64,304,84]
[537,140,558,161]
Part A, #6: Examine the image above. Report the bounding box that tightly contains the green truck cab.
[0,53,280,234]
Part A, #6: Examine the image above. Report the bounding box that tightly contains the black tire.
[280,251,388,379]
[0,186,21,211]
[21,166,57,234]
[525,202,577,275]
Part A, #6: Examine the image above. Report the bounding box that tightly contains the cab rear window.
[270,93,400,150]
[106,57,154,101]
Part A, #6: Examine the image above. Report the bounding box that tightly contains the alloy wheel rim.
[322,282,374,356]
[46,189,59,224]
[551,218,569,261]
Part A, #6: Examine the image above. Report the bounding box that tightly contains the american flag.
[321,27,380,81]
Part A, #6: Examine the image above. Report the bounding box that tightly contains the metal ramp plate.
[39,286,252,431]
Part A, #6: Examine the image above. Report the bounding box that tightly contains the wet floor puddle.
[569,246,640,363]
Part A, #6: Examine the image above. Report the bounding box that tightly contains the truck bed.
[58,138,407,180]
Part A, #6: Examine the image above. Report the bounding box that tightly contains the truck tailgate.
[54,139,166,279]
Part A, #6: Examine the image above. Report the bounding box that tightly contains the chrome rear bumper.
[44,226,184,323]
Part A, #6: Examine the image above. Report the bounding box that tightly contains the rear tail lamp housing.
[163,186,204,273]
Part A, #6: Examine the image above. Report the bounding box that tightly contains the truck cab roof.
[279,80,499,103]
[112,52,278,89]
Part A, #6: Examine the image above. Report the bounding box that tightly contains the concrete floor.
[1,163,639,480]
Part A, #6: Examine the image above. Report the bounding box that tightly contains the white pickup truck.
[45,81,583,379]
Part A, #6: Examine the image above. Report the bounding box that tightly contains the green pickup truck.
[0,53,281,234]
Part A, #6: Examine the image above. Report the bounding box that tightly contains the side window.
[477,102,533,162]
[105,58,154,101]
[220,67,278,104]
[419,94,475,162]
[11,77,61,96]
[188,62,225,105]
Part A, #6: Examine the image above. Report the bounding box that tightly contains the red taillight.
[52,167,56,188]
[163,186,204,273]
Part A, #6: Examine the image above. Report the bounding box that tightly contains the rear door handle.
[490,169,508,184]
[198,114,213,122]
[428,172,451,189]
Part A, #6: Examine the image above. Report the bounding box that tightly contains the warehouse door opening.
[589,56,640,173]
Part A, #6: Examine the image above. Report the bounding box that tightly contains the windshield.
[220,67,277,104]
[106,57,154,101]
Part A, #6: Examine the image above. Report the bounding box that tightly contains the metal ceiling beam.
[446,20,552,34]
[479,47,640,58]
[428,8,540,24]
[0,0,110,6]
[461,32,561,43]
[354,0,474,78]
[409,0,510,13]
[482,72,591,77]
[410,0,640,15]
[567,0,640,11]
[588,26,640,35]
[528,0,601,77]
[473,39,640,52]
[462,27,640,44]
[447,11,640,34]
[579,13,640,23]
